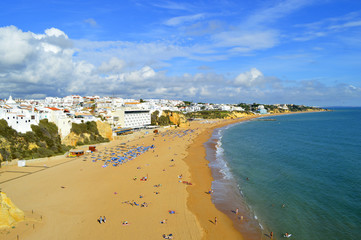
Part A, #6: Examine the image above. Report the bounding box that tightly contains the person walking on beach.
[214,217,217,225]
[98,216,103,224]
[270,232,273,239]
[236,208,239,215]
[103,216,106,223]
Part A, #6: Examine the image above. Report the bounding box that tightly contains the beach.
[0,117,256,240]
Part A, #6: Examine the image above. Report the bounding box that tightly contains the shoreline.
[185,116,258,240]
[0,122,218,239]
[205,123,262,239]
[0,111,325,239]
[196,110,328,239]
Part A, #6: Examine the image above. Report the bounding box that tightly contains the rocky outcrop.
[62,132,80,146]
[0,192,24,228]
[96,121,113,141]
[166,112,190,127]
[225,111,254,119]
[61,121,111,146]
[62,132,92,147]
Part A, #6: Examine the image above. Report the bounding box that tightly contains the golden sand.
[0,117,258,240]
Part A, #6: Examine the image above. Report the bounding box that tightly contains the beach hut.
[89,145,96,152]
[69,150,85,157]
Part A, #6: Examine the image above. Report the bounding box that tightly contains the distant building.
[0,96,38,133]
[110,108,151,129]
[258,105,268,114]
[259,109,268,114]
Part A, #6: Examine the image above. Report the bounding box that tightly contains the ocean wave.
[214,139,233,180]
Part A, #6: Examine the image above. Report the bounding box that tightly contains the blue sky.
[0,0,361,106]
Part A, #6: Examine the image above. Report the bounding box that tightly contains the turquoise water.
[215,109,361,239]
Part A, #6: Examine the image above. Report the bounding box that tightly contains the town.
[0,95,305,138]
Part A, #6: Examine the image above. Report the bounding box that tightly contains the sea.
[206,108,361,240]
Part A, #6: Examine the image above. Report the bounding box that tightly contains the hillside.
[0,119,70,163]
[62,121,110,147]
[0,119,111,163]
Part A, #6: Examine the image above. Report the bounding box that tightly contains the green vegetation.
[70,121,109,146]
[151,110,172,126]
[288,104,310,112]
[0,119,112,163]
[185,110,231,119]
[183,101,192,106]
[237,103,251,112]
[236,103,325,113]
[0,119,71,163]
[158,115,171,126]
[151,111,159,125]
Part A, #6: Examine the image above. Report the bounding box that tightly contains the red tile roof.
[46,107,61,111]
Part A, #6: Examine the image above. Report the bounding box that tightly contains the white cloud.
[74,39,191,67]
[234,68,264,87]
[293,12,361,41]
[45,28,69,38]
[329,20,361,30]
[188,87,197,96]
[212,30,279,52]
[0,26,88,97]
[98,57,126,73]
[151,1,190,11]
[84,18,98,27]
[165,13,205,26]
[0,26,34,66]
[245,0,313,26]
[0,26,360,106]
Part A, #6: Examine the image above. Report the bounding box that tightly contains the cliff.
[62,132,87,147]
[61,121,110,147]
[225,111,255,119]
[96,121,113,141]
[0,119,69,162]
[186,110,254,120]
[0,192,24,228]
[166,112,190,127]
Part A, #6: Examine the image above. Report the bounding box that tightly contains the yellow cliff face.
[96,121,113,141]
[225,111,254,119]
[167,112,190,127]
[61,121,112,146]
[0,192,24,228]
[62,132,92,146]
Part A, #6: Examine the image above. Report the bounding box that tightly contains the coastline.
[0,111,325,239]
[185,116,258,240]
[195,110,329,240]
[1,119,240,239]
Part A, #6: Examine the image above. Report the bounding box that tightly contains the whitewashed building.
[0,96,38,133]
[110,108,151,129]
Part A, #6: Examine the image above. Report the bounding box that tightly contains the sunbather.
[163,233,173,239]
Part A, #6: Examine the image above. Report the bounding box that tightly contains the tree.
[151,111,159,125]
[158,115,171,126]
[183,101,192,106]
